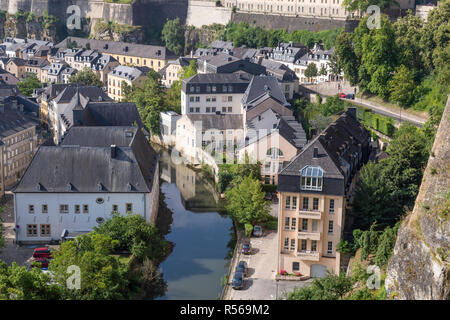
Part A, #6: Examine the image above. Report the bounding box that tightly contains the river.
[156,149,234,300]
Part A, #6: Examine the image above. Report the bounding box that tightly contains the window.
[266,147,283,158]
[40,224,51,237]
[301,239,307,251]
[313,198,319,211]
[284,217,290,230]
[83,205,89,214]
[195,96,200,102]
[302,219,308,231]
[74,205,80,214]
[228,96,232,102]
[329,199,335,213]
[284,238,289,250]
[292,197,297,210]
[328,221,334,234]
[28,205,34,214]
[60,204,69,214]
[285,196,291,209]
[291,218,297,230]
[42,204,48,214]
[222,107,227,113]
[293,262,300,272]
[206,107,210,113]
[327,241,333,254]
[27,224,37,237]
[300,166,323,191]
[312,220,318,232]
[228,107,232,113]
[112,205,118,212]
[302,197,309,210]
[290,239,296,251]
[126,203,133,213]
[96,198,104,204]
[311,240,317,252]
[96,217,105,224]
[189,96,194,102]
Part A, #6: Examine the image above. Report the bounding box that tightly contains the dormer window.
[300,166,323,191]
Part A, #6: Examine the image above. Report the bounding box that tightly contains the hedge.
[355,107,395,137]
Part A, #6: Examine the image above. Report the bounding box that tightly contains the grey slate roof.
[278,110,371,195]
[0,105,39,139]
[242,75,290,108]
[61,126,139,147]
[278,116,307,149]
[53,85,111,104]
[81,102,146,130]
[55,37,177,60]
[16,126,158,193]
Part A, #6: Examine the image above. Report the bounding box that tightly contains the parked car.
[32,257,50,269]
[339,92,347,98]
[232,272,244,290]
[346,93,355,100]
[253,225,263,237]
[32,247,52,259]
[241,242,251,255]
[235,261,248,277]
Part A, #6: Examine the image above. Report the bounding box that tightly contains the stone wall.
[231,12,358,32]
[186,0,232,28]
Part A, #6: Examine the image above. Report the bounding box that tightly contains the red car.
[339,93,347,98]
[32,257,50,268]
[32,247,52,259]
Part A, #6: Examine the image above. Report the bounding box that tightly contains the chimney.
[111,145,117,158]
[347,107,357,119]
[313,147,319,158]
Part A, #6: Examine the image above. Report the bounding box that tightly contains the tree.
[284,273,353,300]
[389,64,416,108]
[49,233,131,300]
[17,73,42,96]
[225,175,271,226]
[0,261,63,300]
[343,0,397,12]
[304,63,318,82]
[334,31,359,85]
[69,67,103,87]
[319,64,328,77]
[374,223,400,267]
[161,18,184,56]
[328,54,342,81]
[123,69,168,135]
[94,213,168,264]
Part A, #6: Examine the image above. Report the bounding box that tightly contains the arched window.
[300,166,324,191]
[267,147,284,158]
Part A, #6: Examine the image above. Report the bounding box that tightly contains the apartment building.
[257,59,299,99]
[5,58,26,79]
[0,69,19,85]
[181,73,252,115]
[108,65,150,101]
[14,126,159,243]
[24,58,50,81]
[277,109,371,277]
[159,57,196,88]
[1,38,53,59]
[0,97,39,196]
[54,37,177,72]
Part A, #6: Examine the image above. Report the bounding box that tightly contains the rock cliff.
[385,98,450,300]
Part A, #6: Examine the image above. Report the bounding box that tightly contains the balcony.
[297,250,320,261]
[298,209,321,219]
[297,230,321,241]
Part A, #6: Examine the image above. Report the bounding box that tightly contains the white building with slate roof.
[14,126,159,244]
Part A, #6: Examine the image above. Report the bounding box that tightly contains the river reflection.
[156,149,233,300]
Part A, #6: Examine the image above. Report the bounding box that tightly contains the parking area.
[0,193,35,266]
[224,204,313,300]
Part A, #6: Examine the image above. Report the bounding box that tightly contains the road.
[345,97,426,127]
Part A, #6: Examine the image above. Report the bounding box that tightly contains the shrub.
[265,220,277,230]
[262,184,277,193]
[244,223,253,237]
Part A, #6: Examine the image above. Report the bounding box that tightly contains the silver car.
[253,225,263,237]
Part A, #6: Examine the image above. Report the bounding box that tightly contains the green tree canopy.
[17,73,42,96]
[225,175,271,225]
[69,67,103,87]
[304,62,318,80]
[161,18,185,56]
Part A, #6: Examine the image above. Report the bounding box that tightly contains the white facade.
[181,91,244,115]
[14,192,153,243]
